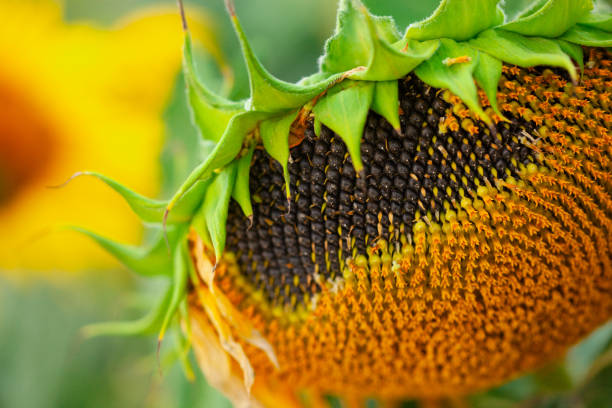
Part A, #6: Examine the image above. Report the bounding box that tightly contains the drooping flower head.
[81,0,612,405]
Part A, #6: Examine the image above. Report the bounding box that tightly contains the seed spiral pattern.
[226,75,540,308]
[192,49,612,399]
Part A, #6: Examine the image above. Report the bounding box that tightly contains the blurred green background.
[1,0,612,407]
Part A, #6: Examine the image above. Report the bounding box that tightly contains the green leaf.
[469,29,577,81]
[473,52,506,119]
[351,6,440,80]
[371,80,400,131]
[71,226,186,277]
[158,243,190,340]
[500,0,593,38]
[313,117,322,138]
[404,0,503,41]
[166,110,268,216]
[319,0,372,75]
[415,39,490,124]
[183,34,244,142]
[312,80,374,172]
[578,11,612,31]
[260,110,300,199]
[560,24,612,46]
[62,172,207,225]
[229,7,340,112]
[82,285,172,337]
[231,146,255,220]
[320,0,438,81]
[557,40,585,72]
[203,163,238,261]
[371,14,401,43]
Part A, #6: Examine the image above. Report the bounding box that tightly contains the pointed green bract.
[500,0,593,38]
[473,52,505,119]
[82,285,173,338]
[72,226,185,277]
[313,117,322,138]
[561,24,612,47]
[405,0,503,41]
[415,39,490,124]
[72,172,167,224]
[350,9,439,81]
[166,110,267,215]
[578,12,612,31]
[203,163,238,262]
[229,11,339,112]
[469,29,577,81]
[371,80,400,131]
[260,110,300,199]
[557,40,585,72]
[70,172,207,225]
[319,0,438,81]
[312,80,374,172]
[232,146,256,219]
[183,34,244,142]
[372,15,401,43]
[320,0,372,75]
[159,243,190,340]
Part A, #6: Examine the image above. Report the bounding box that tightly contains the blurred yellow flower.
[0,0,219,275]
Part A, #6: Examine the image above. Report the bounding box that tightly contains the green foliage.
[202,163,238,261]
[561,24,612,46]
[260,109,300,198]
[404,0,504,41]
[469,29,577,81]
[312,80,375,172]
[500,0,593,37]
[371,80,400,131]
[415,39,489,123]
[473,52,505,118]
[231,146,256,219]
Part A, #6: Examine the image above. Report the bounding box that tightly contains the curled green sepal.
[166,110,267,219]
[159,243,190,341]
[557,40,585,72]
[260,109,300,199]
[404,0,503,41]
[81,285,172,338]
[313,117,322,138]
[500,0,593,38]
[415,39,490,125]
[560,24,612,47]
[319,0,372,76]
[231,146,255,220]
[318,0,438,81]
[56,172,206,225]
[469,29,577,81]
[71,226,186,277]
[203,162,238,263]
[228,2,342,112]
[312,80,374,172]
[183,34,244,142]
[371,80,400,131]
[578,11,612,31]
[473,52,506,120]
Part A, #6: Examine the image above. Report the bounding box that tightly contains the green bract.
[78,0,611,364]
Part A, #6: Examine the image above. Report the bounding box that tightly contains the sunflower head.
[80,0,612,405]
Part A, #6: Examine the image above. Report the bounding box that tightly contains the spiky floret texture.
[76,0,612,406]
[190,50,612,402]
